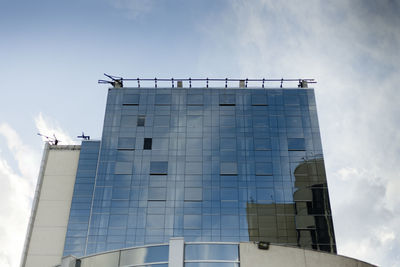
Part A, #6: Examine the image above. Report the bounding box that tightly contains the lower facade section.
[59,239,375,267]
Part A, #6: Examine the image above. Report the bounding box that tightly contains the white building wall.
[21,144,81,267]
[239,243,377,267]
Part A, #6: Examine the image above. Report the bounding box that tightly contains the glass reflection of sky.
[64,88,335,257]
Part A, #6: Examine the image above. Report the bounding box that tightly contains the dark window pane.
[150,161,168,174]
[144,138,152,150]
[137,115,145,126]
[288,138,305,151]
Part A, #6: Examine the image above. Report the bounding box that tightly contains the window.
[115,162,133,174]
[253,116,269,127]
[255,162,273,175]
[137,115,145,126]
[219,94,235,106]
[184,188,202,201]
[148,187,167,200]
[184,215,201,229]
[187,94,203,106]
[286,116,302,128]
[254,138,271,150]
[154,115,170,127]
[144,138,152,150]
[118,137,135,150]
[150,161,168,175]
[251,94,268,106]
[155,94,171,105]
[220,162,237,175]
[288,138,305,151]
[120,115,136,126]
[123,94,139,105]
[220,138,236,150]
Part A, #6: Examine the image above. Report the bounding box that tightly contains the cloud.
[0,124,40,267]
[0,114,76,267]
[199,0,400,266]
[35,112,77,145]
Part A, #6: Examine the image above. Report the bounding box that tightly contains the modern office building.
[21,79,375,267]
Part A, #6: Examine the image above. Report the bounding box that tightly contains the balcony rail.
[98,74,316,89]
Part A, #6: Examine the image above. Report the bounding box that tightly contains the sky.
[0,0,399,266]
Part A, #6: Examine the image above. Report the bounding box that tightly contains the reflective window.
[123,94,139,105]
[120,246,169,265]
[121,115,136,125]
[220,138,236,150]
[220,162,237,175]
[185,244,239,260]
[288,138,305,151]
[148,187,167,200]
[219,94,235,106]
[137,115,145,126]
[254,138,271,150]
[155,94,172,105]
[150,161,168,174]
[184,215,201,229]
[185,188,202,201]
[118,137,136,150]
[255,162,273,175]
[185,264,239,267]
[115,162,133,174]
[117,150,134,161]
[153,138,169,150]
[251,94,268,106]
[286,116,302,128]
[253,116,269,127]
[187,94,203,105]
[154,116,170,126]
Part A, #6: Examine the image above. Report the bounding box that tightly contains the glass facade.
[63,87,336,257]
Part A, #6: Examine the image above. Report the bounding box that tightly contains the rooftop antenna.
[98,73,123,88]
[77,132,90,140]
[37,133,60,145]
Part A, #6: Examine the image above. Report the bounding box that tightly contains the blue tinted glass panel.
[150,162,168,174]
[185,244,239,260]
[287,138,305,151]
[123,94,139,105]
[120,246,169,265]
[155,94,172,105]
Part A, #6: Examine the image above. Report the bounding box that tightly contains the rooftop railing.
[98,74,316,89]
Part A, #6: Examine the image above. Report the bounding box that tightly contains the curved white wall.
[240,243,376,267]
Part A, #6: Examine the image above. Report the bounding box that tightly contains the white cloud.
[200,1,400,266]
[0,114,76,267]
[0,124,40,267]
[35,112,77,145]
